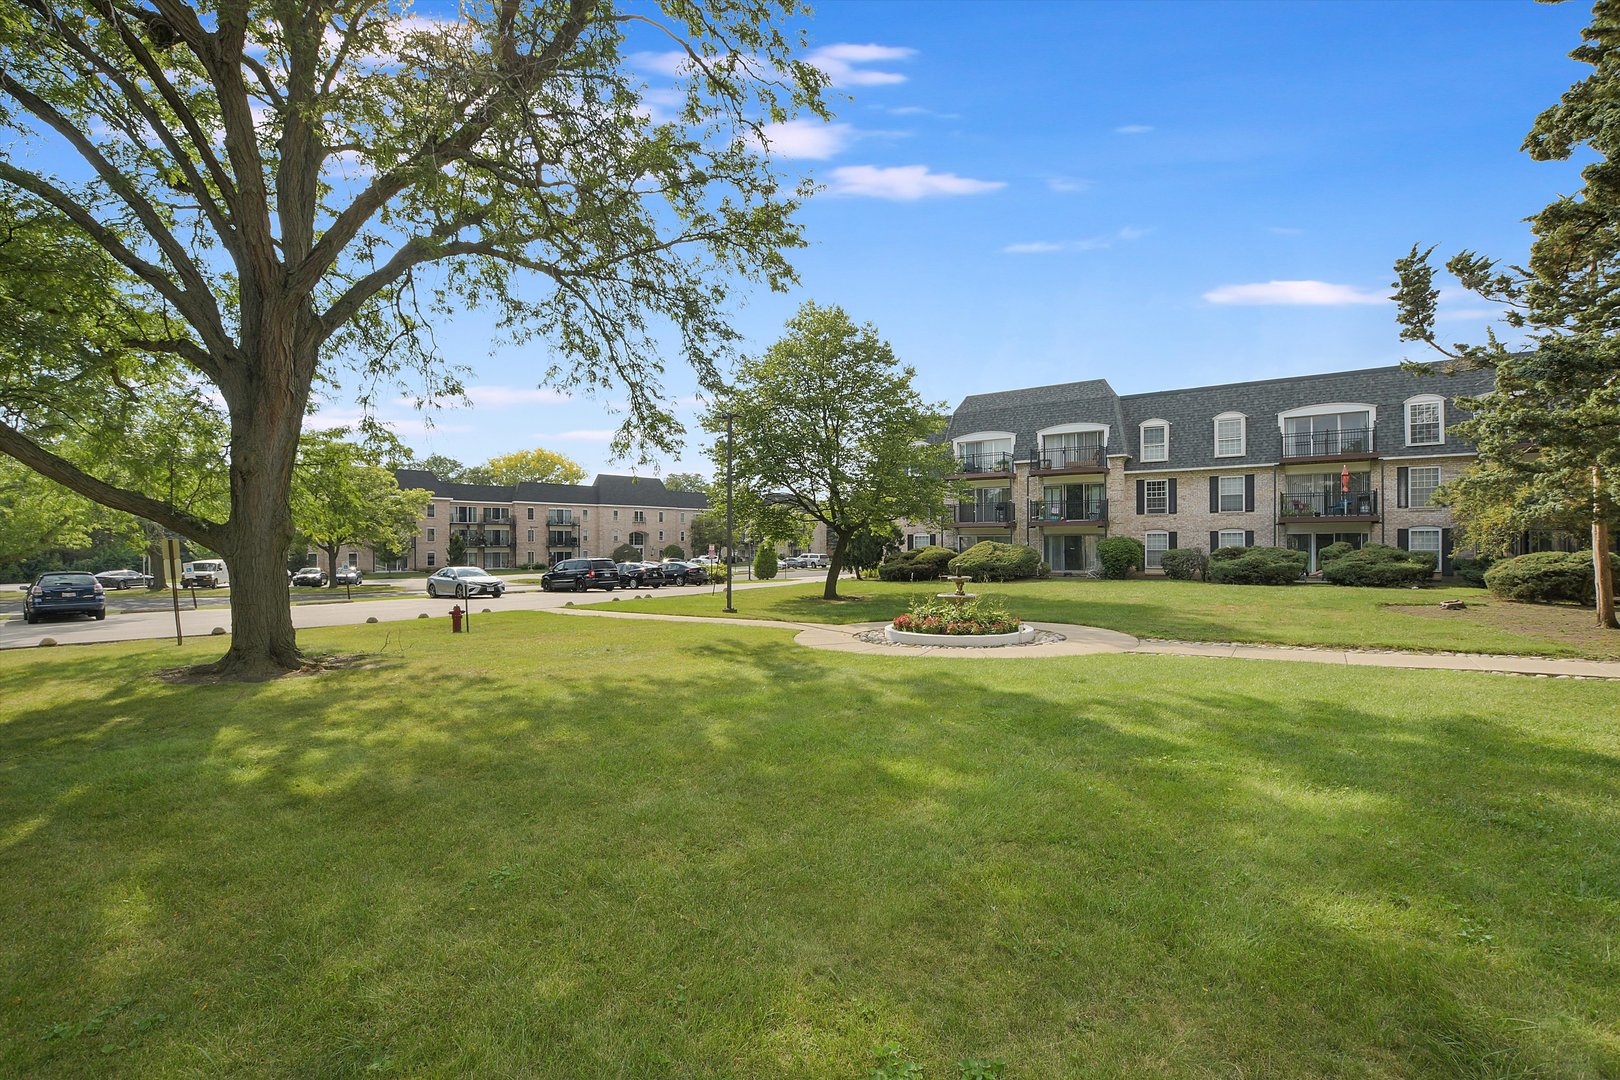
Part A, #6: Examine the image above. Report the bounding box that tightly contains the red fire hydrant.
[449,605,463,633]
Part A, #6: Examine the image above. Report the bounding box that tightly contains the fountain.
[883,573,1039,647]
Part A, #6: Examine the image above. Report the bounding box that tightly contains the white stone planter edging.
[883,624,1037,648]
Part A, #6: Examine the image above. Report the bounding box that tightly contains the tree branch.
[0,422,225,547]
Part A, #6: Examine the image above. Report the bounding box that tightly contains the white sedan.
[426,566,506,599]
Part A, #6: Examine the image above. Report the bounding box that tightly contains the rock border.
[883,624,1037,647]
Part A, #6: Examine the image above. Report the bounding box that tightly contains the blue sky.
[326,2,1592,476]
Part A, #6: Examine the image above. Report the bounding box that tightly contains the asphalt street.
[0,571,825,651]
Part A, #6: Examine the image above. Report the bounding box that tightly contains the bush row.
[1207,545,1308,585]
[948,541,1043,582]
[877,545,956,581]
[1484,550,1620,604]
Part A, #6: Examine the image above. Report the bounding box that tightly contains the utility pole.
[723,411,737,613]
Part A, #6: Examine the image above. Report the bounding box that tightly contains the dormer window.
[1405,395,1444,446]
[1140,420,1169,463]
[1213,412,1246,457]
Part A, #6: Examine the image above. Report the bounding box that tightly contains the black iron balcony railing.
[1280,427,1374,459]
[1278,490,1380,519]
[1028,498,1108,524]
[954,502,1014,525]
[1034,445,1107,471]
[955,452,1014,474]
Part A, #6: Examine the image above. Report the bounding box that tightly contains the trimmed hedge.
[877,545,957,582]
[1484,550,1620,604]
[948,541,1042,582]
[1318,541,1354,567]
[1451,556,1493,588]
[1097,536,1144,579]
[1159,547,1207,581]
[752,545,779,580]
[1321,543,1436,587]
[1207,546,1307,586]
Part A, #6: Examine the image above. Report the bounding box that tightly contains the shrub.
[1484,550,1619,604]
[1096,536,1144,579]
[752,546,779,580]
[947,541,1042,582]
[878,545,957,582]
[891,596,1021,636]
[1318,541,1354,567]
[1451,555,1493,587]
[1207,546,1307,585]
[661,544,686,560]
[1159,547,1207,581]
[1321,543,1436,587]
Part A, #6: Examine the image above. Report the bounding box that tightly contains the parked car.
[291,567,327,587]
[426,566,507,598]
[22,571,106,623]
[691,554,722,567]
[799,552,830,569]
[541,558,621,592]
[94,568,153,590]
[181,559,229,588]
[616,562,666,588]
[660,560,709,586]
[780,555,805,570]
[334,566,363,585]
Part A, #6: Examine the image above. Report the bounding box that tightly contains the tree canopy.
[0,1,827,675]
[705,302,954,599]
[483,448,586,486]
[293,429,433,584]
[1392,3,1620,628]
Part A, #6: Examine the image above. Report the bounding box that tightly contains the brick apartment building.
[915,361,1500,575]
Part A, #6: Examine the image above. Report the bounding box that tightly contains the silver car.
[94,568,153,590]
[426,566,505,599]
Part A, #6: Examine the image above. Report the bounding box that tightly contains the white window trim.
[1144,478,1169,515]
[1035,422,1110,448]
[1217,475,1245,513]
[1139,419,1170,463]
[1218,529,1248,549]
[1407,526,1443,553]
[1404,394,1445,446]
[1408,465,1442,509]
[1275,402,1378,429]
[1212,411,1247,458]
[1144,530,1170,569]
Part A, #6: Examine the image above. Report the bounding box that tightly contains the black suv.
[541,558,621,592]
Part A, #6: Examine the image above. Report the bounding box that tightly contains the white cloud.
[881,105,960,119]
[1046,176,1092,194]
[534,429,618,442]
[1115,124,1154,135]
[752,118,856,160]
[629,49,691,78]
[1002,227,1147,255]
[807,43,915,87]
[825,164,1005,200]
[461,385,571,408]
[1202,280,1388,306]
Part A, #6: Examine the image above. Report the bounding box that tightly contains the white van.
[181,559,229,588]
[800,552,830,569]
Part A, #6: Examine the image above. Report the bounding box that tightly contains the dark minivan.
[23,571,107,623]
[540,558,621,592]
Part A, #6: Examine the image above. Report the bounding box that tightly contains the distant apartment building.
[333,471,711,572]
[917,362,1499,575]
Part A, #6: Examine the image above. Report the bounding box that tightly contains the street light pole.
[723,411,737,613]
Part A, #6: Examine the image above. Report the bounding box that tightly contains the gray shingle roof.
[940,378,1127,452]
[393,469,709,509]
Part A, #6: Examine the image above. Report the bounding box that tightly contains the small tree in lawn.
[446,533,468,569]
[708,302,955,600]
[662,544,686,560]
[293,430,432,586]
[842,524,899,580]
[752,545,778,580]
[1392,6,1620,628]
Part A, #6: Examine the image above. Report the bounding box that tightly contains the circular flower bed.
[885,596,1034,646]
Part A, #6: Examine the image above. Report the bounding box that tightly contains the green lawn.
[2,613,1617,1077]
[609,577,1620,660]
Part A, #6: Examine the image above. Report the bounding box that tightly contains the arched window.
[629,531,648,549]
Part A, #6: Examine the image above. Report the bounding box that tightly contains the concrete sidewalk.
[555,607,1620,678]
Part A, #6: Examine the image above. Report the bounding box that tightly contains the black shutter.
[1136,479,1145,515]
[1244,474,1256,513]
[1168,531,1178,551]
[1209,530,1219,552]
[1397,528,1410,550]
[1209,476,1219,512]
[1441,528,1453,576]
[1167,478,1178,514]
[1244,530,1255,547]
[1396,467,1409,509]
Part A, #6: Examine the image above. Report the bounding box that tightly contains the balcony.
[954,502,1015,527]
[952,451,1015,477]
[1278,490,1380,522]
[1028,498,1108,525]
[482,511,511,524]
[1031,445,1107,475]
[1280,427,1376,463]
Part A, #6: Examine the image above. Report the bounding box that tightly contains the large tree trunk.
[145,535,167,591]
[1593,466,1617,630]
[822,531,848,600]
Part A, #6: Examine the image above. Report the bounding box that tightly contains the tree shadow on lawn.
[1,618,1616,1076]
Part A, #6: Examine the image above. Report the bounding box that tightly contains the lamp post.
[721,410,737,612]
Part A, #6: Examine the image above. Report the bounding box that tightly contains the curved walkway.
[555,606,1620,678]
